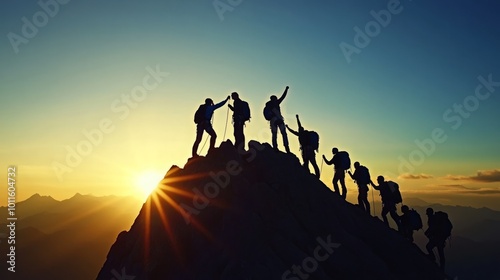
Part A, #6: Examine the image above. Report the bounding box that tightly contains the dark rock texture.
[97,141,445,280]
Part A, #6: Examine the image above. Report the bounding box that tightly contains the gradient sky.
[1,0,499,208]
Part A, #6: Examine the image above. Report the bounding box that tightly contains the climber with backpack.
[192,96,230,157]
[370,176,401,229]
[263,86,290,153]
[228,92,250,150]
[399,205,422,242]
[425,207,453,270]
[323,147,350,199]
[286,114,320,178]
[348,162,371,214]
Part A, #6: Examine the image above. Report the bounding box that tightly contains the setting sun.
[135,171,164,199]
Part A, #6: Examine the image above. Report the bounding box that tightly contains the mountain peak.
[26,193,56,202]
[97,140,445,279]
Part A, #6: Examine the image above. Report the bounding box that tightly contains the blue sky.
[1,0,499,208]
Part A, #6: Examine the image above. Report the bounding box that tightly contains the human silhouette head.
[354,162,360,169]
[332,147,338,154]
[231,92,239,100]
[270,95,277,102]
[205,98,214,105]
[426,207,434,216]
[377,175,385,184]
[401,205,409,213]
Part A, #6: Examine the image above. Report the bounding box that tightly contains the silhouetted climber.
[425,207,453,270]
[322,148,350,199]
[263,86,290,153]
[370,176,401,229]
[192,96,230,157]
[286,114,320,178]
[228,92,250,150]
[400,205,414,242]
[348,162,371,214]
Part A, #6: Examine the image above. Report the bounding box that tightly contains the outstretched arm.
[277,86,289,104]
[296,114,303,131]
[370,181,380,190]
[285,125,299,136]
[213,96,230,110]
[322,155,334,165]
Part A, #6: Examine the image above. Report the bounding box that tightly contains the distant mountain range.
[0,193,142,280]
[0,187,498,279]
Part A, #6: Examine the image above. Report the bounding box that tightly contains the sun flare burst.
[135,171,164,199]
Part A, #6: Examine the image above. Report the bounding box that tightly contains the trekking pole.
[200,114,215,154]
[222,104,230,140]
[320,157,324,179]
[200,135,209,154]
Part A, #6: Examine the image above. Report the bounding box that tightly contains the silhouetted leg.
[241,123,245,150]
[192,124,204,157]
[437,243,445,269]
[357,192,364,212]
[359,189,370,214]
[426,240,436,261]
[270,120,278,150]
[310,153,320,178]
[390,208,401,229]
[206,125,217,152]
[277,121,290,152]
[302,151,310,173]
[381,205,389,226]
[332,170,341,195]
[234,122,244,150]
[338,172,347,199]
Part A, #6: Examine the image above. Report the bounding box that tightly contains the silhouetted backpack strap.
[434,211,453,240]
[387,181,403,204]
[240,101,251,122]
[263,101,274,121]
[308,131,319,151]
[337,151,351,171]
[194,104,208,124]
[409,209,423,230]
[357,166,371,185]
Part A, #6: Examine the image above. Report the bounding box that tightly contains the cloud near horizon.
[436,184,500,195]
[444,169,500,183]
[399,173,434,180]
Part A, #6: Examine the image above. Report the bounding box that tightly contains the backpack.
[433,211,453,240]
[263,101,274,121]
[387,181,403,204]
[308,131,319,151]
[240,101,251,122]
[356,166,371,185]
[408,209,423,231]
[194,104,207,124]
[336,151,351,171]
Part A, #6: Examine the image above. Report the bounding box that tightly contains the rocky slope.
[97,141,446,280]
